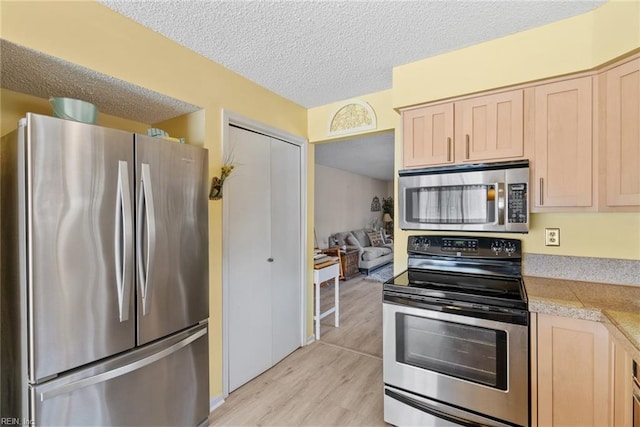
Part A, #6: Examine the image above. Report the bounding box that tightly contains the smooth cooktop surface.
[385,269,527,310]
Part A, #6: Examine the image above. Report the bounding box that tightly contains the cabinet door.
[536,314,611,427]
[533,77,594,209]
[612,338,633,427]
[402,103,454,168]
[605,57,640,207]
[455,90,524,162]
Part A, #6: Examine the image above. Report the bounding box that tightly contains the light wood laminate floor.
[209,276,385,426]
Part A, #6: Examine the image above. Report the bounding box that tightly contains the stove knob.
[504,242,516,255]
[491,241,504,254]
[416,240,429,251]
[411,237,422,250]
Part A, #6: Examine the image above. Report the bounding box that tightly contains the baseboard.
[210,395,225,413]
[306,334,315,345]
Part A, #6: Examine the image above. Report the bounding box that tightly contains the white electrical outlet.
[545,228,560,246]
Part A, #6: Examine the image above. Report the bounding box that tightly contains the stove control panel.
[442,238,478,253]
[408,235,522,259]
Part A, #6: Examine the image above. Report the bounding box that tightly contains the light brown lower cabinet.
[613,338,633,427]
[534,313,612,426]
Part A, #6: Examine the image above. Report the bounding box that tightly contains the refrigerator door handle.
[39,326,207,402]
[115,161,133,322]
[137,163,157,316]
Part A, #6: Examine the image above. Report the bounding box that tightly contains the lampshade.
[383,213,392,223]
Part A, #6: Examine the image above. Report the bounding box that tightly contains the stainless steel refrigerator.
[1,113,209,426]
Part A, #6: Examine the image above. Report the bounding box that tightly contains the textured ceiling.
[2,1,606,179]
[96,0,605,181]
[99,0,605,108]
[315,132,394,181]
[0,40,201,124]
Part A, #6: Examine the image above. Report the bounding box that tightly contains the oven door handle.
[384,293,529,326]
[385,388,511,427]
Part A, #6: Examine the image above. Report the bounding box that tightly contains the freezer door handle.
[39,326,207,402]
[115,161,133,322]
[137,163,157,316]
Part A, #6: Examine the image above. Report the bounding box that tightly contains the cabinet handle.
[539,177,544,206]
[447,137,452,161]
[465,134,470,159]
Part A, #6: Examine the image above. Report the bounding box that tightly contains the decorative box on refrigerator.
[1,113,210,426]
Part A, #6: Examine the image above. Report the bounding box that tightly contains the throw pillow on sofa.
[366,230,385,247]
[351,229,371,247]
[346,234,361,248]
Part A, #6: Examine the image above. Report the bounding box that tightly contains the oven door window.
[406,184,496,224]
[396,313,508,390]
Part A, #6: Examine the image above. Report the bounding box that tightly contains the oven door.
[383,297,529,426]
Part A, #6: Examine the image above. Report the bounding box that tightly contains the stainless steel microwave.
[398,160,529,233]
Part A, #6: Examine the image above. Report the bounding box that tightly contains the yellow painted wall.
[155,109,206,148]
[305,0,640,270]
[1,89,150,136]
[2,0,639,408]
[1,0,307,402]
[391,212,640,274]
[392,0,640,109]
[307,90,397,143]
[306,90,400,337]
[385,0,640,269]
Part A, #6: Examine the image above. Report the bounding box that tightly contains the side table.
[323,247,360,281]
[313,262,340,340]
[340,248,360,280]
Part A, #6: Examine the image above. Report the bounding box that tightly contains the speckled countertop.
[524,276,640,361]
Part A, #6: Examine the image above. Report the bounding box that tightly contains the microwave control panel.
[508,184,527,224]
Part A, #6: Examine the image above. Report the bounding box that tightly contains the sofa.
[329,229,393,274]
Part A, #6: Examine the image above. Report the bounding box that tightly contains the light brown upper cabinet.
[400,52,638,212]
[454,90,524,162]
[402,103,454,167]
[531,76,594,211]
[601,56,640,209]
[402,89,524,168]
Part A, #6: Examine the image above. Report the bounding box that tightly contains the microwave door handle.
[497,182,505,225]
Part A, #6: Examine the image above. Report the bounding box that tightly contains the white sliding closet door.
[270,139,301,363]
[227,127,272,392]
[227,125,301,393]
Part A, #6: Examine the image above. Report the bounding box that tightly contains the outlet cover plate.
[545,228,560,246]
